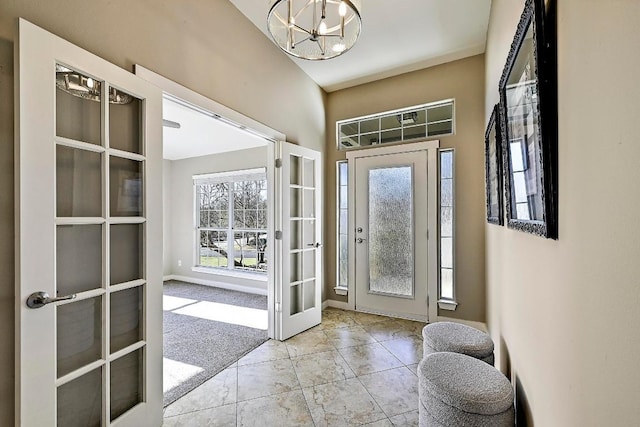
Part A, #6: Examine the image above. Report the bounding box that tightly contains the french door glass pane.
[56,145,102,217]
[57,224,102,296]
[110,348,143,421]
[57,296,102,377]
[55,65,102,146]
[57,367,102,427]
[110,224,143,285]
[290,284,302,315]
[110,286,143,353]
[110,156,143,217]
[368,166,414,297]
[109,89,142,154]
[303,280,315,310]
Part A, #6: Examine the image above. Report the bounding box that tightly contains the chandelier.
[55,64,132,104]
[268,0,362,60]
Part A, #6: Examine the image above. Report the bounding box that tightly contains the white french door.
[275,142,322,340]
[15,19,163,426]
[349,142,439,322]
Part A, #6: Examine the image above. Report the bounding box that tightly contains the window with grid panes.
[194,168,267,273]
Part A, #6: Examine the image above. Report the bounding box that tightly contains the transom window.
[337,100,455,150]
[194,168,267,274]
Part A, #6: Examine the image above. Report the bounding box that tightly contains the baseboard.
[164,274,268,296]
[437,316,487,332]
[323,299,350,310]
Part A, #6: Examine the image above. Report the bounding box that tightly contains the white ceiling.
[229,0,492,92]
[162,97,268,160]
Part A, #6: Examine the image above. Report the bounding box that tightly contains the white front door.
[352,148,433,321]
[275,142,322,340]
[15,19,163,426]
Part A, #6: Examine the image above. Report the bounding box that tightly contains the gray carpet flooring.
[163,280,268,406]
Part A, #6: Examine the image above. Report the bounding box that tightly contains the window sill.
[192,266,268,282]
[334,286,348,296]
[438,299,458,311]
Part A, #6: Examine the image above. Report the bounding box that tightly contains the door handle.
[26,291,76,309]
[356,238,366,244]
[307,242,323,248]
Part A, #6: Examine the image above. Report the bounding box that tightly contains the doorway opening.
[159,93,274,405]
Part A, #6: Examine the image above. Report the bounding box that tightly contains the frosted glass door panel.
[110,349,143,421]
[57,367,102,427]
[55,65,102,146]
[57,296,102,377]
[56,145,102,217]
[57,224,102,296]
[368,166,414,297]
[110,286,143,353]
[110,156,143,217]
[109,90,142,154]
[110,224,143,285]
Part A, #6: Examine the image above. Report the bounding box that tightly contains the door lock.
[356,227,363,233]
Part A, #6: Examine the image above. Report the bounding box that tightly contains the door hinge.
[275,230,283,240]
[275,158,282,168]
[275,302,282,313]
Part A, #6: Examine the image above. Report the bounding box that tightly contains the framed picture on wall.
[485,104,503,225]
[498,0,557,238]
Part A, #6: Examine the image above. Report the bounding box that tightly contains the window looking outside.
[337,161,348,288]
[439,150,454,301]
[337,100,455,150]
[194,168,267,274]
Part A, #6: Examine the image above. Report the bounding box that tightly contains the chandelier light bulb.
[339,2,347,17]
[86,78,94,89]
[318,21,327,35]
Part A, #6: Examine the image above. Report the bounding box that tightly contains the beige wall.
[324,55,487,322]
[0,1,325,424]
[166,147,269,292]
[486,0,640,425]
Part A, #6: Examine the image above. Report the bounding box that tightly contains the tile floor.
[163,308,426,426]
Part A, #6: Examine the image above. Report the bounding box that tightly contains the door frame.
[345,140,440,322]
[134,65,284,339]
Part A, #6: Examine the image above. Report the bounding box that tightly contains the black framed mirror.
[485,104,503,225]
[499,0,557,238]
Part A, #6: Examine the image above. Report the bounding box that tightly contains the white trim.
[191,266,268,282]
[324,299,351,310]
[437,299,458,311]
[355,305,427,323]
[346,139,440,160]
[134,65,285,142]
[193,167,266,184]
[333,286,348,296]
[163,274,268,296]
[436,316,487,333]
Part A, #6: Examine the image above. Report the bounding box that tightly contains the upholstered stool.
[418,352,514,427]
[422,322,495,365]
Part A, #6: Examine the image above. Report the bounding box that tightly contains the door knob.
[307,242,323,248]
[26,291,76,309]
[356,238,366,244]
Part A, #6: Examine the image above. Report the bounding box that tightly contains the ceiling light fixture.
[267,0,362,60]
[55,64,132,104]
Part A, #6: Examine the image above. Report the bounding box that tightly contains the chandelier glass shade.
[55,64,133,104]
[268,0,362,60]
